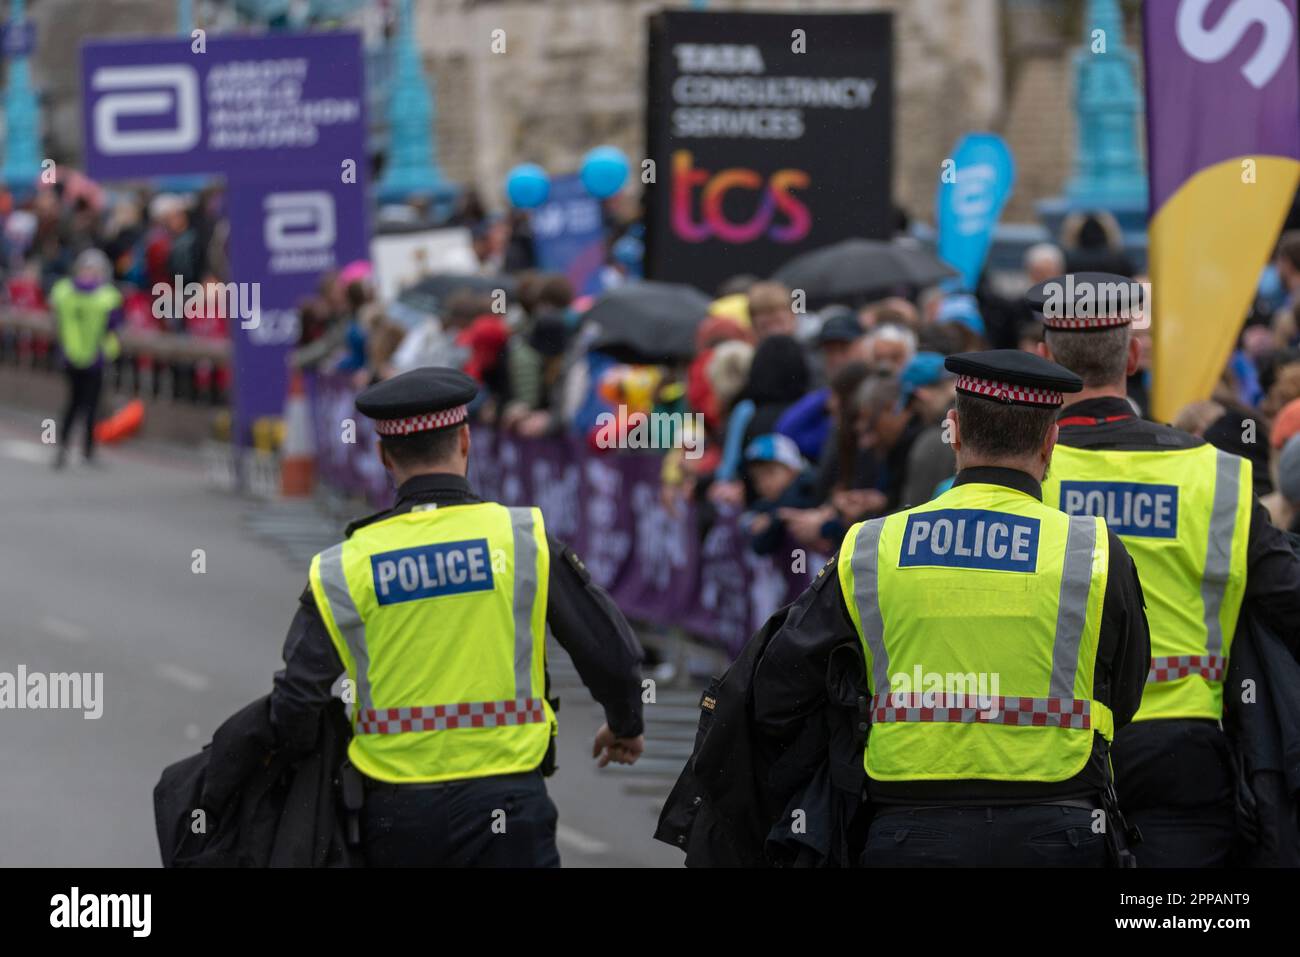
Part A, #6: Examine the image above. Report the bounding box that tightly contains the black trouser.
[1112,718,1235,868]
[361,769,560,867]
[861,804,1108,867]
[60,366,104,458]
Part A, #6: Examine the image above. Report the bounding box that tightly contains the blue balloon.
[580,146,629,199]
[505,163,550,209]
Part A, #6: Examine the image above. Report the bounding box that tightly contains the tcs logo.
[91,64,201,155]
[671,150,810,244]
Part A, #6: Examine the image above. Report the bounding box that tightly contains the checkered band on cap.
[955,374,1063,407]
[1146,655,1226,684]
[1042,313,1133,331]
[355,697,547,735]
[373,404,468,436]
[871,692,1093,730]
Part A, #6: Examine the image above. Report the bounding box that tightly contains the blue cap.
[744,433,805,472]
[899,351,952,406]
[937,294,985,337]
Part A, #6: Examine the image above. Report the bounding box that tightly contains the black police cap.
[945,349,1083,408]
[1025,272,1144,331]
[355,366,478,436]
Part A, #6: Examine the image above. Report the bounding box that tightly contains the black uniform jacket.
[749,466,1150,805]
[154,695,355,867]
[654,604,871,867]
[269,473,646,754]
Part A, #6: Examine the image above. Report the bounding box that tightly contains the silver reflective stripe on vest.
[1202,451,1241,658]
[508,507,540,700]
[1049,515,1098,700]
[851,519,890,694]
[317,542,372,711]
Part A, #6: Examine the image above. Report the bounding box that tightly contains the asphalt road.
[0,407,683,867]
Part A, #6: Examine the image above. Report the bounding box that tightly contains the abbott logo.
[264,191,335,251]
[264,192,337,274]
[92,65,200,155]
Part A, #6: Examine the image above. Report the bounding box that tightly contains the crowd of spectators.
[0,177,232,399]
[8,177,1300,551]
[293,202,1300,562]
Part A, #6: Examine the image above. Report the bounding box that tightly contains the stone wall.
[21,0,1132,227]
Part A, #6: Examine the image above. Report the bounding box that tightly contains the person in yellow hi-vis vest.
[267,367,645,867]
[49,248,123,469]
[1030,272,1300,867]
[748,350,1151,867]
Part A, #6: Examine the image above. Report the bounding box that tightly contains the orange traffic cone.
[94,399,145,444]
[280,370,315,497]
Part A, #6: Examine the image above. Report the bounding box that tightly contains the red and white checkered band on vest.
[1147,654,1227,684]
[1042,313,1132,331]
[955,375,1063,407]
[356,697,547,735]
[373,404,469,436]
[871,692,1094,730]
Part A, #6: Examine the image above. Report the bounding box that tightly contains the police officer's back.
[750,351,1151,867]
[1032,273,1300,867]
[267,368,646,867]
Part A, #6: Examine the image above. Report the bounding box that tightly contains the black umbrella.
[772,238,958,302]
[585,281,711,365]
[397,273,518,317]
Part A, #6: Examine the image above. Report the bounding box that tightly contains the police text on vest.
[1059,481,1178,538]
[899,509,1040,572]
[371,538,495,605]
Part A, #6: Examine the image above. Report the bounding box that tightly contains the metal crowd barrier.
[0,308,232,407]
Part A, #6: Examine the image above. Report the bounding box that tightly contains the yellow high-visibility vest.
[1044,443,1251,721]
[839,481,1112,782]
[50,279,122,368]
[309,502,555,783]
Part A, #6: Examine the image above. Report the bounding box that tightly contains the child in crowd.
[741,432,819,556]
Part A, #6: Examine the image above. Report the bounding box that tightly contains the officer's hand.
[592,724,644,767]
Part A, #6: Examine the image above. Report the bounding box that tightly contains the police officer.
[750,350,1151,866]
[268,367,646,867]
[1031,272,1300,867]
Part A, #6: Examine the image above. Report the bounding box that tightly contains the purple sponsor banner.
[531,173,607,297]
[306,371,812,656]
[227,172,370,443]
[1143,1,1300,215]
[80,32,367,180]
[80,32,370,446]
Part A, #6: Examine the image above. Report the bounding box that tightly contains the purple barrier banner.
[306,371,813,656]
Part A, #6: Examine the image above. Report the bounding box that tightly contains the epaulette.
[812,553,839,591]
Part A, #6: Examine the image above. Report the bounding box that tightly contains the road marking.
[556,823,609,856]
[154,663,210,692]
[0,439,51,465]
[40,616,88,642]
